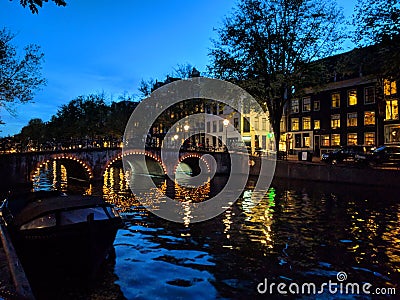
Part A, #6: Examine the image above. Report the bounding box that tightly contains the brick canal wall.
[273,160,400,187]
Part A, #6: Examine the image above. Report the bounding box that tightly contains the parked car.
[355,145,400,166]
[321,145,372,164]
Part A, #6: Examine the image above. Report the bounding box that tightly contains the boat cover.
[7,192,107,227]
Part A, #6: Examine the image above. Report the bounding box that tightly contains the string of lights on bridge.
[31,151,213,183]
[31,155,94,182]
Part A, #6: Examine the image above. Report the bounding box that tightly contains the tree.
[172,63,201,79]
[138,63,200,99]
[14,0,67,14]
[353,0,400,45]
[0,28,46,125]
[138,78,155,98]
[19,118,46,149]
[105,94,139,138]
[208,0,346,151]
[50,94,109,139]
[352,0,400,79]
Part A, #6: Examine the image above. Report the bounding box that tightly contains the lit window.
[291,118,299,131]
[280,118,286,132]
[347,133,357,145]
[331,134,340,146]
[254,117,259,130]
[303,134,311,148]
[364,111,375,125]
[314,100,320,111]
[347,112,357,127]
[332,93,340,108]
[384,79,397,96]
[314,120,320,130]
[291,99,299,113]
[348,89,357,106]
[385,125,400,143]
[364,132,375,146]
[331,114,340,129]
[302,117,311,130]
[386,99,399,120]
[303,97,311,112]
[321,135,330,146]
[261,118,267,131]
[364,86,375,104]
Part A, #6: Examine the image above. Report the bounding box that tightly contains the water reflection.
[32,160,92,195]
[30,165,400,299]
[32,160,69,192]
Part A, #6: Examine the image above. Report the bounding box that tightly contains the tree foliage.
[353,0,400,45]
[208,0,346,150]
[352,0,400,79]
[9,93,139,150]
[138,63,200,98]
[0,28,46,124]
[20,118,46,141]
[16,0,67,14]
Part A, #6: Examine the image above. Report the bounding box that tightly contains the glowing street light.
[184,125,189,147]
[223,119,229,147]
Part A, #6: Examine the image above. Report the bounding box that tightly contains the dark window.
[243,117,250,132]
[295,134,301,148]
[364,86,375,104]
[234,118,239,130]
[314,100,320,111]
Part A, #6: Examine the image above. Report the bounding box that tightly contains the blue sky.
[0,0,355,137]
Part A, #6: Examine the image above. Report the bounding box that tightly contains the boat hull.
[11,218,121,298]
[1,192,123,299]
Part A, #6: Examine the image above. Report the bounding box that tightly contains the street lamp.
[184,125,189,148]
[223,119,229,148]
[174,134,179,147]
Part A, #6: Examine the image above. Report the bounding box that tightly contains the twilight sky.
[0,0,355,137]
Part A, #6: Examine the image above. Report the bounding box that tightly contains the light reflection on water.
[33,165,399,299]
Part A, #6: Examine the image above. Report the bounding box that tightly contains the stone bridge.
[0,147,234,189]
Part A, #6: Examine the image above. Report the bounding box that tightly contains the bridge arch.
[30,154,94,182]
[103,150,167,178]
[175,153,211,176]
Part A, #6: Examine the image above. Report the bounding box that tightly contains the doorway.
[314,135,320,157]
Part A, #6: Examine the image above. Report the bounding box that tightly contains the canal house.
[285,45,399,156]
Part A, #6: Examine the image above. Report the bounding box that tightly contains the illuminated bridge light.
[31,155,94,182]
[104,151,167,177]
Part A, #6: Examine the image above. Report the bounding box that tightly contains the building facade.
[204,102,275,154]
[286,48,399,156]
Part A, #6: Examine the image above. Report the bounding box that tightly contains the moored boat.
[0,190,123,298]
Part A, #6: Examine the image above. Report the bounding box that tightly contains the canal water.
[27,163,400,298]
